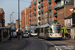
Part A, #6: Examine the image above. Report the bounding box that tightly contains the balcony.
[54,12,57,16]
[54,1,64,9]
[48,0,51,3]
[38,11,41,14]
[40,3,43,7]
[54,0,61,3]
[30,14,31,17]
[33,2,36,5]
[29,10,31,13]
[48,6,51,10]
[40,9,43,13]
[38,17,41,20]
[38,0,41,3]
[29,19,31,21]
[33,12,36,16]
[33,7,36,10]
[38,22,41,25]
[38,5,41,9]
[54,4,58,9]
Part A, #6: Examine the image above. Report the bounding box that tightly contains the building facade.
[16,19,21,30]
[0,8,5,27]
[21,8,31,32]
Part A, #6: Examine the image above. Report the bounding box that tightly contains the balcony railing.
[54,12,57,16]
[29,19,31,21]
[33,12,36,16]
[38,0,41,3]
[54,0,61,3]
[38,17,41,20]
[38,11,41,14]
[33,2,36,5]
[33,7,36,10]
[30,14,31,17]
[54,4,58,8]
[40,9,43,13]
[38,22,40,25]
[38,5,41,9]
[29,10,31,13]
[48,6,51,10]
[48,0,51,3]
[54,1,64,9]
[40,3,43,7]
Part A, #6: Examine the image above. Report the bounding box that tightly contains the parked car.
[22,33,29,38]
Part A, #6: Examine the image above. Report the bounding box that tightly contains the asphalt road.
[17,37,75,50]
[17,37,48,50]
[0,37,75,50]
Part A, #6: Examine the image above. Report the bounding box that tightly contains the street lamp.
[18,0,20,32]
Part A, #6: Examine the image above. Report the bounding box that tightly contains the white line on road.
[49,42,62,50]
[56,48,59,50]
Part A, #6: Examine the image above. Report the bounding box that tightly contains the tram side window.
[35,29,37,33]
[45,26,50,33]
[50,28,52,33]
[41,28,43,33]
[57,27,61,33]
[57,29,61,33]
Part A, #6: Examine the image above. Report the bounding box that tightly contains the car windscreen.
[23,33,28,34]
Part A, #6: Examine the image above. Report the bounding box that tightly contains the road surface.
[0,37,75,50]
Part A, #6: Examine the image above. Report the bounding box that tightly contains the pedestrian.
[62,32,64,37]
[68,32,70,39]
[65,32,68,38]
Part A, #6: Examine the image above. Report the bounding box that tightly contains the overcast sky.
[0,0,31,25]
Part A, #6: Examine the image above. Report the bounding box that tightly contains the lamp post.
[10,14,12,41]
[18,0,21,40]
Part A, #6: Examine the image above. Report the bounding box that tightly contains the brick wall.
[65,6,73,17]
[57,8,64,26]
[21,10,25,28]
[31,0,37,25]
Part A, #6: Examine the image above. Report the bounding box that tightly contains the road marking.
[49,42,62,50]
[56,48,59,50]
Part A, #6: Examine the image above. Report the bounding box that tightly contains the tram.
[36,22,62,39]
[30,26,37,36]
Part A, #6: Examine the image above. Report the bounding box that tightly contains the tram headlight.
[50,34,52,36]
[59,33,62,36]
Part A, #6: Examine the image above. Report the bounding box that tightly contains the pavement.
[0,38,25,50]
[62,37,75,43]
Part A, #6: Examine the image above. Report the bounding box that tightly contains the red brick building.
[29,0,37,25]
[0,8,5,27]
[56,0,72,26]
[21,10,25,32]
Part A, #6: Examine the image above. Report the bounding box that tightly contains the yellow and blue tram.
[36,22,62,39]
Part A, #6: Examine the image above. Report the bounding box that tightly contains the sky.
[0,0,31,25]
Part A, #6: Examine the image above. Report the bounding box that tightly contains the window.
[50,28,52,33]
[41,28,43,33]
[45,26,49,33]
